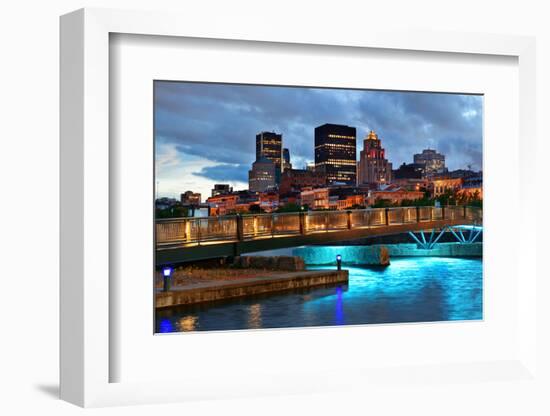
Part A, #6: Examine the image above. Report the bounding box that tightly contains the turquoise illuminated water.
[156,255,482,333]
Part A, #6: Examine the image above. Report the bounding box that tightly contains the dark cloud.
[193,163,249,183]
[154,81,483,173]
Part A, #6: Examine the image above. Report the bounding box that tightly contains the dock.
[156,269,348,308]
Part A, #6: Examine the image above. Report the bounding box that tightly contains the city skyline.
[155,81,483,199]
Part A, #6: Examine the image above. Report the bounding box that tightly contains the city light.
[162,266,173,292]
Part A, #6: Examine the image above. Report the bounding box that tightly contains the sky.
[155,81,483,200]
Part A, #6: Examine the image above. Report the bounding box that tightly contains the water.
[156,255,482,333]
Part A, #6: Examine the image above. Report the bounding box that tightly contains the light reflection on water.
[156,256,482,333]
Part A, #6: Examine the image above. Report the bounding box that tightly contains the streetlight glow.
[162,266,173,292]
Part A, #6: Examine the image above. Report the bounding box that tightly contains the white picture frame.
[60,8,538,408]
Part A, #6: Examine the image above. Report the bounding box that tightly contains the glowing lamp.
[162,266,173,292]
[336,254,342,271]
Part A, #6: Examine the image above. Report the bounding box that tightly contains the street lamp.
[162,266,173,292]
[336,254,342,271]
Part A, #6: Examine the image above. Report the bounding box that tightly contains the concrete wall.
[293,242,482,266]
[294,245,390,266]
[385,242,482,257]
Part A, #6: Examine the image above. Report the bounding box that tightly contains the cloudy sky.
[155,81,483,200]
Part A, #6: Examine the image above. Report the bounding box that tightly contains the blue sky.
[155,81,483,199]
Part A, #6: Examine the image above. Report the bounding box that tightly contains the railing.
[156,206,482,247]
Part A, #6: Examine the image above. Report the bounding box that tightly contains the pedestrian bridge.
[156,206,482,265]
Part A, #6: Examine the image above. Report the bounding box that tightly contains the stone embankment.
[156,270,348,308]
[155,255,347,308]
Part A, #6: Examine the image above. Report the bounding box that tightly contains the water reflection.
[248,304,262,329]
[156,256,482,333]
[334,286,344,325]
[178,315,198,331]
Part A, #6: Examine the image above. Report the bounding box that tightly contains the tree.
[248,204,265,214]
[155,205,189,219]
[275,203,302,213]
[371,199,395,208]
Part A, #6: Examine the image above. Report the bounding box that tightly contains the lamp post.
[336,254,342,271]
[162,266,173,292]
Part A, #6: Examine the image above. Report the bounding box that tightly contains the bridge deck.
[156,206,482,265]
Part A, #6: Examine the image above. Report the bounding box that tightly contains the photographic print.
[154,81,483,333]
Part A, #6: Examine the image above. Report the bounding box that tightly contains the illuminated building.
[357,130,392,186]
[300,187,330,210]
[414,149,446,176]
[370,185,424,205]
[207,191,260,216]
[279,168,326,194]
[248,157,276,192]
[258,191,280,212]
[331,194,367,210]
[206,194,238,216]
[328,186,368,210]
[457,175,483,200]
[392,177,429,192]
[211,184,233,197]
[180,190,201,205]
[256,131,283,183]
[431,177,463,197]
[314,123,357,186]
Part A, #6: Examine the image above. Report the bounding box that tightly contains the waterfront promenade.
[156,269,349,308]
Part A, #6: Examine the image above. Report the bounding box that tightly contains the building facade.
[282,148,292,172]
[300,187,330,210]
[206,194,238,216]
[258,191,280,212]
[314,123,357,186]
[211,184,233,197]
[180,190,201,205]
[431,177,463,197]
[279,168,327,194]
[393,162,424,180]
[248,157,277,193]
[357,130,392,186]
[256,131,283,183]
[370,187,424,205]
[414,149,446,176]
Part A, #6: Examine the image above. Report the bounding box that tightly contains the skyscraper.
[256,131,283,177]
[282,148,292,171]
[357,130,392,186]
[248,157,277,192]
[413,149,446,176]
[314,123,357,186]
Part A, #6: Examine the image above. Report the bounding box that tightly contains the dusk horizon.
[154,81,483,200]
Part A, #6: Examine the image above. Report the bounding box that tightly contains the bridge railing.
[156,205,482,247]
[156,215,238,246]
[242,212,302,239]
